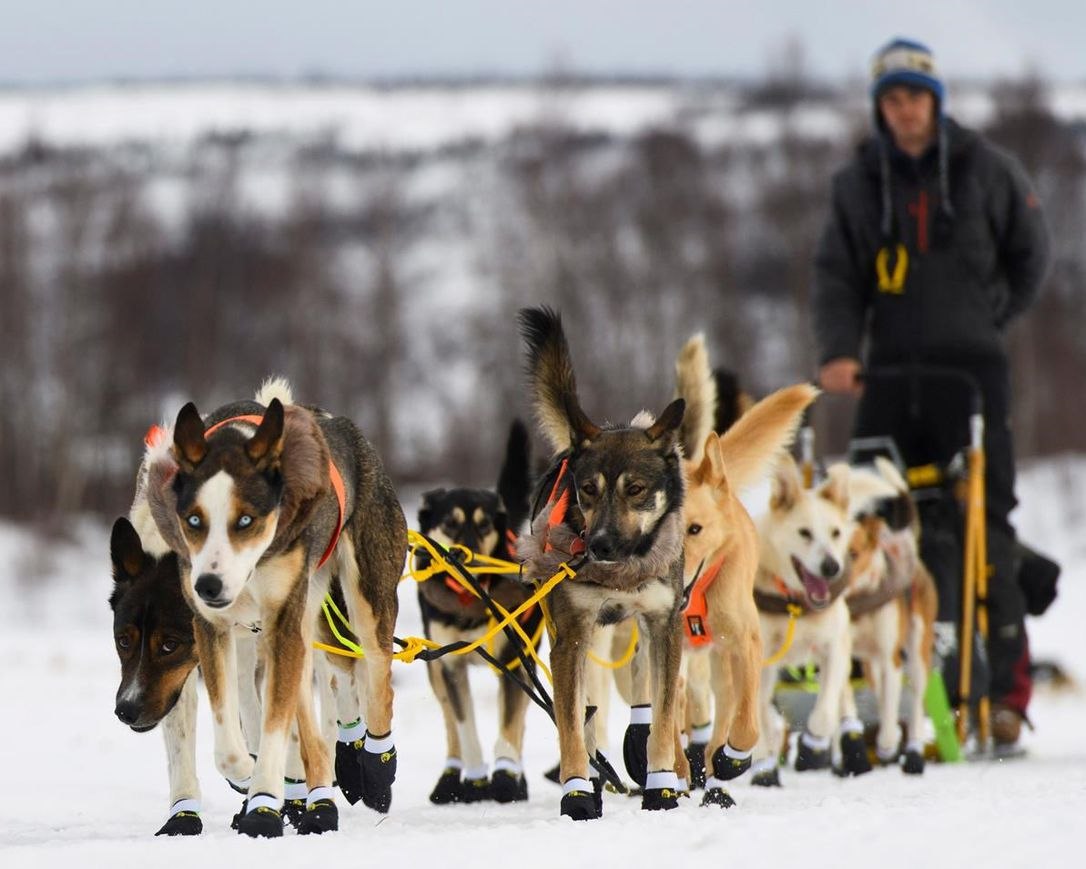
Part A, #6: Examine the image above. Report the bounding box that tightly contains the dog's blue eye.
[237,515,253,529]
[187,515,202,529]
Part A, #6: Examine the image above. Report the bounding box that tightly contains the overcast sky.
[2,0,1083,85]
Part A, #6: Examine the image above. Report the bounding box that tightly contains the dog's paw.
[235,805,283,839]
[429,768,464,804]
[710,745,752,782]
[560,789,600,821]
[838,732,873,777]
[335,738,366,805]
[297,799,339,835]
[623,716,651,787]
[360,736,397,814]
[901,749,925,775]
[700,787,736,809]
[282,798,307,829]
[751,766,782,787]
[491,769,528,803]
[684,742,708,789]
[155,811,202,836]
[794,735,831,772]
[460,776,492,803]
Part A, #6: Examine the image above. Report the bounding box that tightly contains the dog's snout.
[588,534,618,562]
[820,556,841,578]
[195,573,224,602]
[115,700,140,726]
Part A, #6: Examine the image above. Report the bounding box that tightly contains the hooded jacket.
[812,117,1050,366]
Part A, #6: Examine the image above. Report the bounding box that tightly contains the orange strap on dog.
[157,412,347,570]
[541,458,587,558]
[682,553,726,647]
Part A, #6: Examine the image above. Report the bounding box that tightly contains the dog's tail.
[517,306,599,454]
[717,383,819,493]
[713,368,754,434]
[673,333,717,463]
[255,375,294,407]
[497,418,532,535]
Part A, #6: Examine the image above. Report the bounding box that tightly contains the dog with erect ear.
[414,418,544,805]
[143,377,406,838]
[843,457,938,774]
[671,336,818,807]
[515,305,688,821]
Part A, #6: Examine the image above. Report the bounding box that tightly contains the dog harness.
[753,572,849,616]
[146,414,347,570]
[537,457,587,558]
[682,553,726,647]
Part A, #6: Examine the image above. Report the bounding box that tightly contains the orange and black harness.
[537,456,587,559]
[681,553,726,648]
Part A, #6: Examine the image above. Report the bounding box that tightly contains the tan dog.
[843,458,938,774]
[676,337,818,806]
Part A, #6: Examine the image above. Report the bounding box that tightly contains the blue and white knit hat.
[870,38,944,109]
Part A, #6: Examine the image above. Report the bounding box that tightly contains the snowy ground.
[0,456,1083,868]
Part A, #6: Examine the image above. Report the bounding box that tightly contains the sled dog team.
[109,306,937,837]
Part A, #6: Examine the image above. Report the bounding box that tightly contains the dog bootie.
[685,742,708,789]
[460,775,492,803]
[622,705,651,787]
[700,786,737,809]
[297,788,339,835]
[360,731,397,813]
[640,771,681,811]
[901,742,925,775]
[335,719,367,805]
[750,757,782,787]
[429,766,464,804]
[560,778,600,821]
[838,729,873,777]
[491,761,529,803]
[282,799,306,829]
[235,794,283,839]
[155,800,202,836]
[710,743,752,781]
[794,732,831,772]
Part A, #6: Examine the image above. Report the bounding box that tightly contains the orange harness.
[682,553,726,647]
[540,457,587,558]
[146,413,347,570]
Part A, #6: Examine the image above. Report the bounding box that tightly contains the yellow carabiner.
[876,243,909,294]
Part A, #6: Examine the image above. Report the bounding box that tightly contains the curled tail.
[255,375,294,407]
[717,383,819,493]
[517,306,599,454]
[673,333,717,463]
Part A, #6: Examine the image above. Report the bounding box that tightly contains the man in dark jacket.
[813,38,1050,753]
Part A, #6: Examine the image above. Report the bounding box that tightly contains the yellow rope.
[762,604,804,667]
[587,621,639,669]
[315,531,568,680]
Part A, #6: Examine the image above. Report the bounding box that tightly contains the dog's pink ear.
[247,398,285,468]
[172,402,207,470]
[646,398,685,444]
[819,464,851,512]
[110,516,149,581]
[770,454,802,511]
